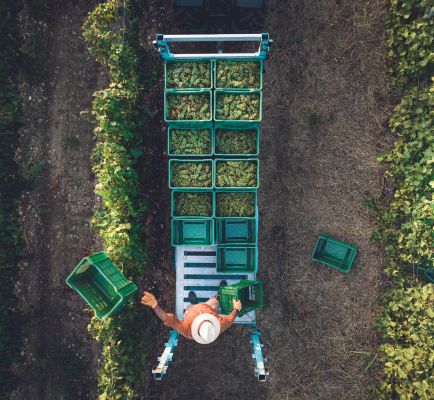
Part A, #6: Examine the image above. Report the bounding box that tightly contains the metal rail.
[154,32,271,60]
[152,330,180,380]
[250,329,269,382]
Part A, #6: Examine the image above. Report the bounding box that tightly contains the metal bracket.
[250,328,269,382]
[152,330,180,380]
[153,33,272,61]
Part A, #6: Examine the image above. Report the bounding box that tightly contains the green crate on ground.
[165,60,212,90]
[66,252,138,320]
[216,218,257,245]
[169,159,213,189]
[312,234,357,273]
[214,90,262,124]
[214,190,257,218]
[165,90,212,124]
[172,219,214,246]
[216,246,257,273]
[171,190,213,218]
[214,60,263,90]
[219,280,263,316]
[214,126,259,156]
[168,126,213,156]
[214,158,259,189]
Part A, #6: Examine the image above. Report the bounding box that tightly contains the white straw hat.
[191,313,221,344]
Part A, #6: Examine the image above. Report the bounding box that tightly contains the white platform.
[175,245,256,325]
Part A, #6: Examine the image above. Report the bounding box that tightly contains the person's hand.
[141,292,158,309]
[233,299,242,313]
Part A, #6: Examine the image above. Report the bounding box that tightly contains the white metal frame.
[154,33,271,60]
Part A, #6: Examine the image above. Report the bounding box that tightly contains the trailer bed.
[175,245,256,325]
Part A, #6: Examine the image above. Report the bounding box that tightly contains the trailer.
[152,33,271,381]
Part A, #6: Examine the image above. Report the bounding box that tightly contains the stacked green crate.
[164,60,262,253]
[213,60,261,272]
[165,60,213,245]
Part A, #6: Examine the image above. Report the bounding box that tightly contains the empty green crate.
[214,159,259,189]
[214,60,263,90]
[165,90,212,124]
[216,246,257,272]
[165,60,212,90]
[214,90,262,124]
[312,234,357,273]
[214,190,257,218]
[66,252,138,320]
[172,219,214,246]
[216,218,257,245]
[214,126,259,156]
[219,280,263,316]
[168,127,213,156]
[171,190,214,219]
[169,159,213,189]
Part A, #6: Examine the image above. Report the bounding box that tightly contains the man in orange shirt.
[141,281,242,344]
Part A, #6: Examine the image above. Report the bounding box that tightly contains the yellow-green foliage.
[83,0,151,398]
[387,0,434,87]
[372,1,434,398]
[372,85,433,278]
[376,285,434,399]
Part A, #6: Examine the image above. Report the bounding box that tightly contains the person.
[141,281,242,344]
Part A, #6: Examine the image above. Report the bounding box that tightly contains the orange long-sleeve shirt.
[163,304,238,340]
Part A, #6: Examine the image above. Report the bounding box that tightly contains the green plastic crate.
[216,246,257,272]
[172,219,214,246]
[168,126,213,157]
[216,218,257,245]
[312,234,358,273]
[171,189,214,219]
[214,126,259,157]
[214,90,262,125]
[214,190,257,218]
[169,159,213,189]
[219,280,263,316]
[165,60,212,90]
[214,60,263,90]
[164,89,212,125]
[214,158,259,189]
[66,252,138,320]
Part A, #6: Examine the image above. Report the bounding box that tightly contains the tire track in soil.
[14,2,105,399]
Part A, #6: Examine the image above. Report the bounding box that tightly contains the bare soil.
[13,1,105,399]
[11,0,392,399]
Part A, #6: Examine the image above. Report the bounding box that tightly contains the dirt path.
[149,1,391,399]
[14,1,104,398]
[259,1,391,399]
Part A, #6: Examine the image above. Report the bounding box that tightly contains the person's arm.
[220,299,242,333]
[153,304,168,322]
[141,292,168,321]
[141,292,187,335]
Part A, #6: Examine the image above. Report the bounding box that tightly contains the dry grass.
[259,0,392,399]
